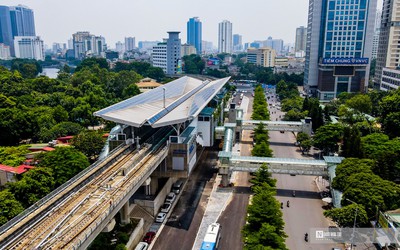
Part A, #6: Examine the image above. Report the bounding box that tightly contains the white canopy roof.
[94,76,230,128]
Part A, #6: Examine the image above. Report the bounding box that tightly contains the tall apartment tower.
[304,0,376,100]
[9,5,36,38]
[152,32,181,75]
[265,37,284,56]
[125,37,135,51]
[371,10,381,59]
[374,0,400,91]
[218,20,232,53]
[72,32,106,59]
[295,26,307,52]
[187,17,202,54]
[233,34,243,52]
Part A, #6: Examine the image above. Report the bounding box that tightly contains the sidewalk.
[191,174,234,250]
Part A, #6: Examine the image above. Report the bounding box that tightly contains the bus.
[200,223,221,250]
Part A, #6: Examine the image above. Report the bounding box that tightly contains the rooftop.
[94,76,230,128]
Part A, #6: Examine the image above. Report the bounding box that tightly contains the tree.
[40,121,83,142]
[71,131,106,161]
[8,167,55,208]
[345,94,372,114]
[379,89,400,138]
[342,173,400,217]
[250,164,276,188]
[324,204,368,228]
[37,147,90,186]
[244,223,288,250]
[0,145,30,166]
[0,190,24,226]
[341,126,362,157]
[313,123,344,155]
[332,158,375,191]
[252,141,273,157]
[75,58,109,72]
[244,183,286,239]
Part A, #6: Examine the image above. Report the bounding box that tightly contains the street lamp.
[346,198,358,250]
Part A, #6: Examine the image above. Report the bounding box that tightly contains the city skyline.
[1,0,311,47]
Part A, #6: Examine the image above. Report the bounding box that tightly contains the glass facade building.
[9,5,36,38]
[304,0,376,100]
[0,6,13,48]
[187,17,202,54]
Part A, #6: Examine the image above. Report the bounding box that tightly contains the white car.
[155,212,166,223]
[160,202,172,213]
[165,192,176,203]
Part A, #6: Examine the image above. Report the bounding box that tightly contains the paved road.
[268,96,342,250]
[151,149,218,250]
[217,92,253,250]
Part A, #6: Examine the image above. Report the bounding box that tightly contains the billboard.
[322,58,369,65]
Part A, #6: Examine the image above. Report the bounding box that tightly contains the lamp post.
[346,198,358,250]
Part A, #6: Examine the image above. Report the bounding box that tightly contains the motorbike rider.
[287,200,290,207]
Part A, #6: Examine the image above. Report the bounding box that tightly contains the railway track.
[1,127,172,249]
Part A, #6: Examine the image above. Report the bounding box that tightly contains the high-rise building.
[233,34,243,52]
[202,40,214,54]
[374,0,400,91]
[0,6,13,51]
[14,36,44,60]
[247,47,276,67]
[371,10,381,60]
[265,37,284,56]
[304,0,376,100]
[9,5,35,38]
[116,41,124,53]
[138,41,160,51]
[152,32,181,75]
[72,32,106,59]
[295,26,307,52]
[187,17,202,54]
[181,44,197,57]
[218,20,232,53]
[125,37,135,51]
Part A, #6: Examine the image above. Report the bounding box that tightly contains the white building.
[152,41,168,73]
[115,41,124,53]
[372,10,382,59]
[151,32,181,75]
[0,43,11,59]
[14,36,44,60]
[218,20,233,53]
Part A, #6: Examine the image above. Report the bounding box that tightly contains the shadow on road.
[276,189,321,199]
[269,141,296,147]
[233,186,253,194]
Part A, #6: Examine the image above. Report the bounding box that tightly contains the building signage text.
[322,58,369,65]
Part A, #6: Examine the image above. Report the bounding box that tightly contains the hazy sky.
[1,0,383,48]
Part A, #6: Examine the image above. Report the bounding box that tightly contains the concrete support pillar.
[219,166,230,187]
[120,201,130,225]
[150,177,158,196]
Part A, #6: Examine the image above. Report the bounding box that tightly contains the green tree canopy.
[324,203,368,228]
[332,158,375,191]
[0,190,24,226]
[71,131,106,161]
[37,147,90,186]
[8,167,55,208]
[313,123,344,155]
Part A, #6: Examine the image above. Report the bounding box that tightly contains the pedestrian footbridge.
[241,120,306,133]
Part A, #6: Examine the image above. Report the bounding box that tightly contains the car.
[172,180,183,194]
[143,231,156,244]
[134,242,149,250]
[155,212,167,223]
[160,202,172,213]
[165,192,176,203]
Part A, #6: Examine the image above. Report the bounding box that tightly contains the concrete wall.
[126,218,144,250]
[134,178,175,216]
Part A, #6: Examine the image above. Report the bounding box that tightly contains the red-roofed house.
[0,164,34,186]
[57,136,74,144]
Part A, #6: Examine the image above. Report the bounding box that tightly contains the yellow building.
[246,47,276,67]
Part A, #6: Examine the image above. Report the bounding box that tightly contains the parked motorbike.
[304,233,308,242]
